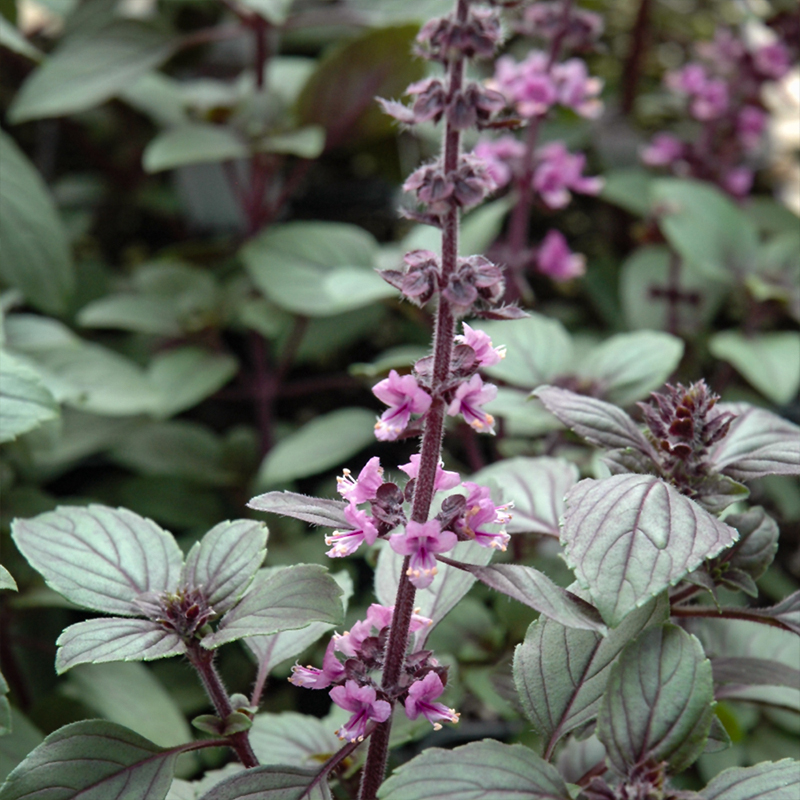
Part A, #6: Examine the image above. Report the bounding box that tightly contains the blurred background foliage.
[0,0,798,788]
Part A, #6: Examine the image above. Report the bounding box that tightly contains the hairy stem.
[186,642,259,768]
[357,3,468,798]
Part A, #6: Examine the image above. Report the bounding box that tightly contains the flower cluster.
[465,1,605,286]
[290,603,458,741]
[641,27,794,197]
[639,380,735,481]
[325,441,512,585]
[369,322,506,442]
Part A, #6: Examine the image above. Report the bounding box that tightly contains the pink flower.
[404,672,460,730]
[473,136,526,189]
[533,142,603,209]
[753,42,791,80]
[324,503,379,558]
[389,519,458,589]
[337,457,384,504]
[457,482,512,552]
[690,78,728,121]
[552,59,604,119]
[289,638,346,689]
[399,454,462,491]
[665,63,708,94]
[641,133,685,167]
[455,322,506,367]
[721,166,753,198]
[493,52,558,118]
[736,106,767,151]
[536,230,586,282]
[330,681,392,742]
[447,374,498,434]
[372,370,432,441]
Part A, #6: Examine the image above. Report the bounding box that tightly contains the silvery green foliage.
[11,505,343,672]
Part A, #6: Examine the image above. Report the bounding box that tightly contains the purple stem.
[356,3,469,797]
[186,642,259,768]
[670,605,795,633]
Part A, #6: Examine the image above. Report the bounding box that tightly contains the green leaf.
[143,125,250,173]
[63,662,192,747]
[9,20,177,122]
[577,331,684,407]
[247,491,348,528]
[0,564,16,592]
[378,739,571,800]
[0,720,191,800]
[651,178,758,282]
[563,475,738,626]
[619,245,724,334]
[701,760,800,799]
[0,672,9,737]
[451,562,606,633]
[244,572,353,673]
[709,331,800,406]
[237,0,294,24]
[56,617,185,674]
[600,167,654,216]
[242,221,392,317]
[77,294,184,336]
[458,197,514,256]
[201,565,343,649]
[709,403,800,481]
[11,504,184,615]
[5,315,158,416]
[109,421,238,486]
[722,506,779,586]
[514,595,669,756]
[197,766,331,800]
[181,520,268,614]
[259,126,325,159]
[477,314,573,389]
[470,456,579,536]
[0,16,42,61]
[598,624,714,775]
[148,348,238,419]
[256,408,376,487]
[0,130,74,314]
[0,708,43,782]
[249,712,340,768]
[296,25,426,148]
[0,351,59,443]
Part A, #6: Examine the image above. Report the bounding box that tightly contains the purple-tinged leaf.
[441,560,606,633]
[533,386,658,459]
[249,712,340,769]
[556,735,607,785]
[701,760,800,800]
[470,457,579,537]
[711,657,800,688]
[684,618,800,710]
[56,617,185,674]
[721,506,779,584]
[745,590,800,636]
[197,766,330,800]
[709,404,800,481]
[693,474,750,516]
[201,565,343,650]
[247,492,348,529]
[181,520,268,615]
[597,624,714,775]
[0,719,208,800]
[375,540,493,643]
[245,572,352,673]
[563,475,738,626]
[514,595,669,758]
[378,739,571,800]
[11,505,183,616]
